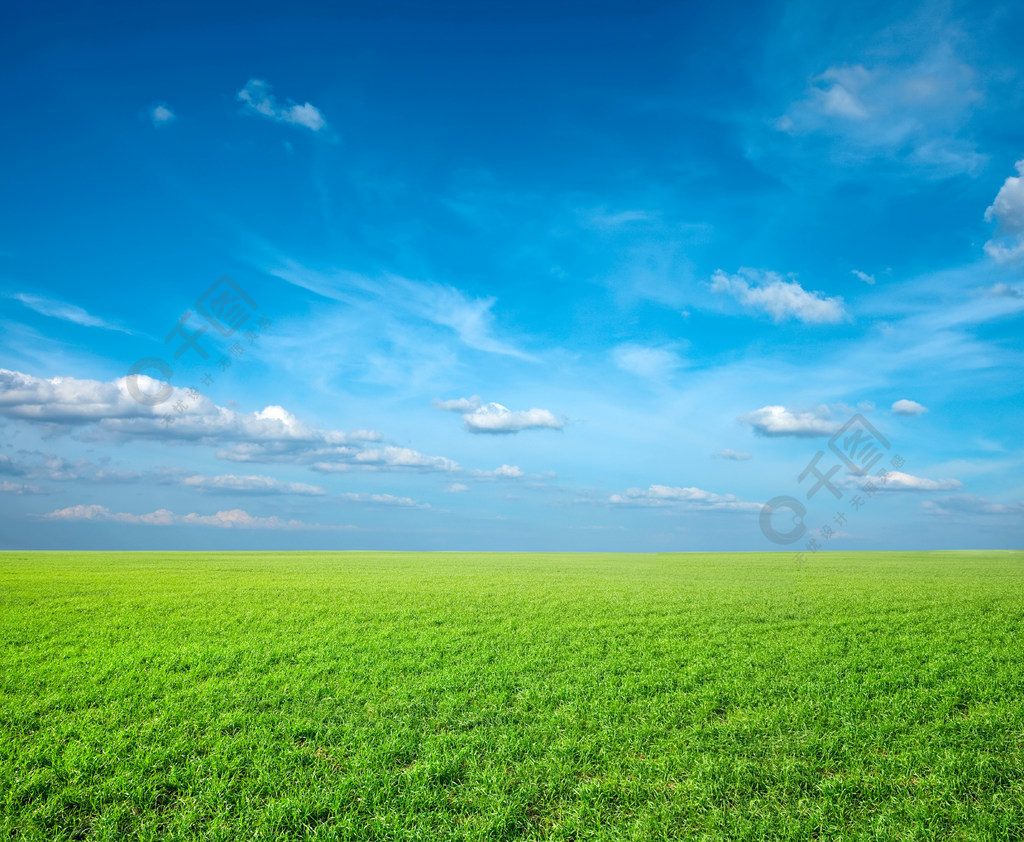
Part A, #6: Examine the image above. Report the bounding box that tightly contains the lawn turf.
[1,551,1022,840]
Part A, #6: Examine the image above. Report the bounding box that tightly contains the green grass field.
[1,551,1022,840]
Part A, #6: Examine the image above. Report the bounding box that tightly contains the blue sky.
[1,0,1022,551]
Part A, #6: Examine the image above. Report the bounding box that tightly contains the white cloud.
[472,464,525,478]
[10,293,132,333]
[609,484,759,512]
[433,396,482,412]
[891,399,928,415]
[338,492,428,508]
[921,495,1024,516]
[738,405,840,437]
[845,471,961,492]
[611,343,686,380]
[462,402,563,434]
[0,368,162,423]
[444,483,470,493]
[237,79,326,132]
[386,275,537,361]
[776,46,984,177]
[852,269,876,285]
[352,446,460,471]
[180,509,332,529]
[0,369,469,475]
[710,269,848,324]
[983,283,1023,299]
[149,104,175,127]
[434,394,561,435]
[39,504,336,530]
[984,159,1024,263]
[179,474,326,495]
[0,480,46,494]
[582,208,652,230]
[713,449,751,461]
[270,261,535,360]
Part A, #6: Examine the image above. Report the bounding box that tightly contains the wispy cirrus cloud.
[611,343,686,380]
[269,260,536,361]
[9,293,133,334]
[775,44,984,177]
[710,269,848,324]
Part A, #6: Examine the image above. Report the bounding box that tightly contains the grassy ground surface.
[1,550,1022,840]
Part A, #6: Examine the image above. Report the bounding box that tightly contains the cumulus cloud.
[38,504,336,530]
[0,369,465,475]
[462,402,563,434]
[609,484,759,512]
[845,471,961,492]
[149,104,175,127]
[892,399,928,415]
[237,79,326,132]
[435,395,563,434]
[738,405,840,437]
[710,269,848,324]
[713,449,751,461]
[611,343,686,380]
[10,293,132,333]
[984,159,1024,263]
